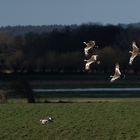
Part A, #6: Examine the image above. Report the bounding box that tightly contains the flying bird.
[110,63,121,83]
[83,41,97,57]
[129,41,140,65]
[84,55,100,71]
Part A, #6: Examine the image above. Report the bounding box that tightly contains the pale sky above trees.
[0,0,140,26]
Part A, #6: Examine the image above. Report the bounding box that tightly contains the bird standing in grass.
[40,116,53,125]
[110,63,122,83]
[83,41,97,57]
[129,41,140,65]
[84,55,100,71]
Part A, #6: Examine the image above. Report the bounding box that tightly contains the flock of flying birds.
[83,41,140,83]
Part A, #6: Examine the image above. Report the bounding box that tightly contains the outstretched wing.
[84,48,89,56]
[132,42,139,52]
[83,41,95,56]
[115,67,121,76]
[129,54,137,64]
[91,55,98,61]
[110,64,121,82]
[110,76,120,83]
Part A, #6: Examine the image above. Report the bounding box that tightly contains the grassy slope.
[1,102,140,140]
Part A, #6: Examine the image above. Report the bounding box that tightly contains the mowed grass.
[1,102,140,140]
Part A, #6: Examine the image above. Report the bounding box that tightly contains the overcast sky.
[0,0,140,26]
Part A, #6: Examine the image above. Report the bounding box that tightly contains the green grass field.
[1,101,140,140]
[1,73,140,139]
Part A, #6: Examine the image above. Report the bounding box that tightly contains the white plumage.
[110,63,121,83]
[83,41,97,57]
[40,119,48,125]
[40,117,53,125]
[84,55,100,70]
[129,41,140,65]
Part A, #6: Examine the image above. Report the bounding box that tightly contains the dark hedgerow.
[9,80,35,103]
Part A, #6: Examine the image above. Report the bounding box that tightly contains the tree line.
[0,23,140,74]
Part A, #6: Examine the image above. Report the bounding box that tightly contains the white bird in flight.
[129,41,140,65]
[84,55,100,70]
[110,63,121,83]
[83,41,97,57]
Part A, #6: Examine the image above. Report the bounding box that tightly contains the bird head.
[83,42,87,45]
